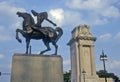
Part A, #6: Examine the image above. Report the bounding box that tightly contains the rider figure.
[31,10,57,37]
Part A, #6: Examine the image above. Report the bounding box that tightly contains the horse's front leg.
[26,38,30,54]
[52,41,58,55]
[16,29,22,43]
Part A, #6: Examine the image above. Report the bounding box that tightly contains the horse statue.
[16,11,63,55]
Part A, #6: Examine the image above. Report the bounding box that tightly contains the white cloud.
[99,33,112,41]
[0,54,4,59]
[10,21,22,30]
[48,8,110,28]
[49,8,64,26]
[66,0,120,25]
[114,32,120,40]
[107,60,120,78]
[94,18,108,25]
[48,9,92,26]
[0,1,25,23]
[0,64,11,69]
[107,60,120,70]
[63,11,84,26]
[63,10,109,26]
[63,59,70,66]
[102,6,120,18]
[63,59,71,71]
[113,32,120,45]
[0,26,13,41]
[66,0,105,10]
[0,1,26,41]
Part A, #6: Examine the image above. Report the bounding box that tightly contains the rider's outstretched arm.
[46,18,57,26]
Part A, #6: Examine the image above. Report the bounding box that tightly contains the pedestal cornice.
[67,36,96,46]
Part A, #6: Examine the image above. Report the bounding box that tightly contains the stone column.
[90,45,96,76]
[78,43,84,82]
[75,42,80,82]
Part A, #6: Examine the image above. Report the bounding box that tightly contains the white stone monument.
[68,25,113,82]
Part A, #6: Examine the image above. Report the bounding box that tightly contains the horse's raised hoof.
[39,52,43,55]
[24,51,30,55]
[16,37,22,43]
[52,54,57,55]
[18,39,22,43]
[39,53,43,55]
[25,53,28,55]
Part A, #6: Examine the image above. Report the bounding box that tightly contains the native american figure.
[16,11,63,55]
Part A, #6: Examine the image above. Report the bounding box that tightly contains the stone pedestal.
[11,54,63,82]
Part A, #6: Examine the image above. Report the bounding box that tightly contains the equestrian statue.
[16,10,63,55]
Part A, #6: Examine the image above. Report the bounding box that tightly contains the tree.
[97,70,119,82]
[63,70,71,82]
[63,70,119,82]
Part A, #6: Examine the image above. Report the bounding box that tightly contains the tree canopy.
[97,70,119,82]
[63,70,119,82]
[63,70,71,82]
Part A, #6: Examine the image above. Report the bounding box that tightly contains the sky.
[0,0,120,82]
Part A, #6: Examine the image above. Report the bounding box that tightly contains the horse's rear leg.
[52,41,58,55]
[40,40,51,55]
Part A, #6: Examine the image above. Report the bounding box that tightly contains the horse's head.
[16,12,28,18]
[16,12,23,17]
[16,11,35,29]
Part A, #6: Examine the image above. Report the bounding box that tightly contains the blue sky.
[0,0,120,82]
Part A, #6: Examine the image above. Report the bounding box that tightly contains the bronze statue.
[31,10,56,27]
[16,11,63,55]
[31,10,57,38]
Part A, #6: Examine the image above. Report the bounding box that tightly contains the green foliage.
[63,70,71,82]
[63,70,119,82]
[97,70,119,81]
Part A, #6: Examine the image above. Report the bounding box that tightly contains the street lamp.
[82,70,86,82]
[100,50,108,82]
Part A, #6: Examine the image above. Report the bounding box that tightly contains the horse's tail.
[55,27,63,42]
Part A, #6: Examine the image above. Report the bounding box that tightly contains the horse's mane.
[24,13,35,25]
